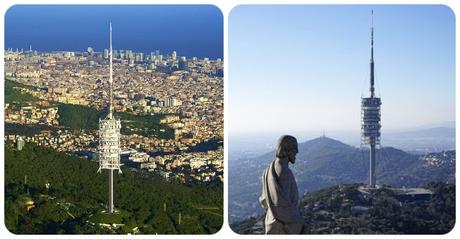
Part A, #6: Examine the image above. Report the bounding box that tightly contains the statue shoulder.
[273,159,289,178]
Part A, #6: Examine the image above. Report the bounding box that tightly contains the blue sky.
[229,5,455,135]
[5,5,223,59]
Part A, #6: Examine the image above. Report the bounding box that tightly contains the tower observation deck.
[98,22,121,213]
[361,11,381,188]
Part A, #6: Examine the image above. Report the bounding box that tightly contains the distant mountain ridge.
[229,136,455,223]
[388,127,454,138]
[383,126,455,152]
[406,121,455,130]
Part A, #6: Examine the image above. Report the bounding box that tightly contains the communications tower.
[98,22,122,213]
[361,11,381,188]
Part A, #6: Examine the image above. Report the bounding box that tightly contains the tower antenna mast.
[370,10,375,98]
[109,22,114,119]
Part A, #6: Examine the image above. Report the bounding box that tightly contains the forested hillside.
[231,183,455,234]
[5,142,222,234]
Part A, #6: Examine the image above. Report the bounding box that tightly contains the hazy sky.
[5,5,223,59]
[229,5,455,135]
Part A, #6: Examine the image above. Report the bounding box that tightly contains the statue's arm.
[259,169,268,210]
[259,195,268,210]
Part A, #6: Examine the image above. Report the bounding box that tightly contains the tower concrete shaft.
[370,142,376,187]
[109,169,114,213]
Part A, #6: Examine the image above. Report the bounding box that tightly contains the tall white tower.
[361,11,381,188]
[98,22,122,213]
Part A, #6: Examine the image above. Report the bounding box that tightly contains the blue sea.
[5,5,223,59]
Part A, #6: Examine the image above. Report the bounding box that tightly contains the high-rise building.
[361,11,382,188]
[172,50,177,61]
[98,22,122,213]
[126,50,133,60]
[136,52,143,62]
[164,97,173,107]
[17,137,25,151]
[103,49,109,59]
[179,56,188,71]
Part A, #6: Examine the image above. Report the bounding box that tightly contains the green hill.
[4,79,174,139]
[56,103,175,139]
[5,142,222,234]
[5,79,40,107]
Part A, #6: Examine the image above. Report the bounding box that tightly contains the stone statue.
[259,135,304,234]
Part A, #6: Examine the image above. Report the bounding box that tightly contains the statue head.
[275,135,299,164]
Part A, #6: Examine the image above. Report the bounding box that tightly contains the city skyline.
[5,5,223,59]
[229,5,455,135]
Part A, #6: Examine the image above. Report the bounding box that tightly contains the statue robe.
[259,159,304,234]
